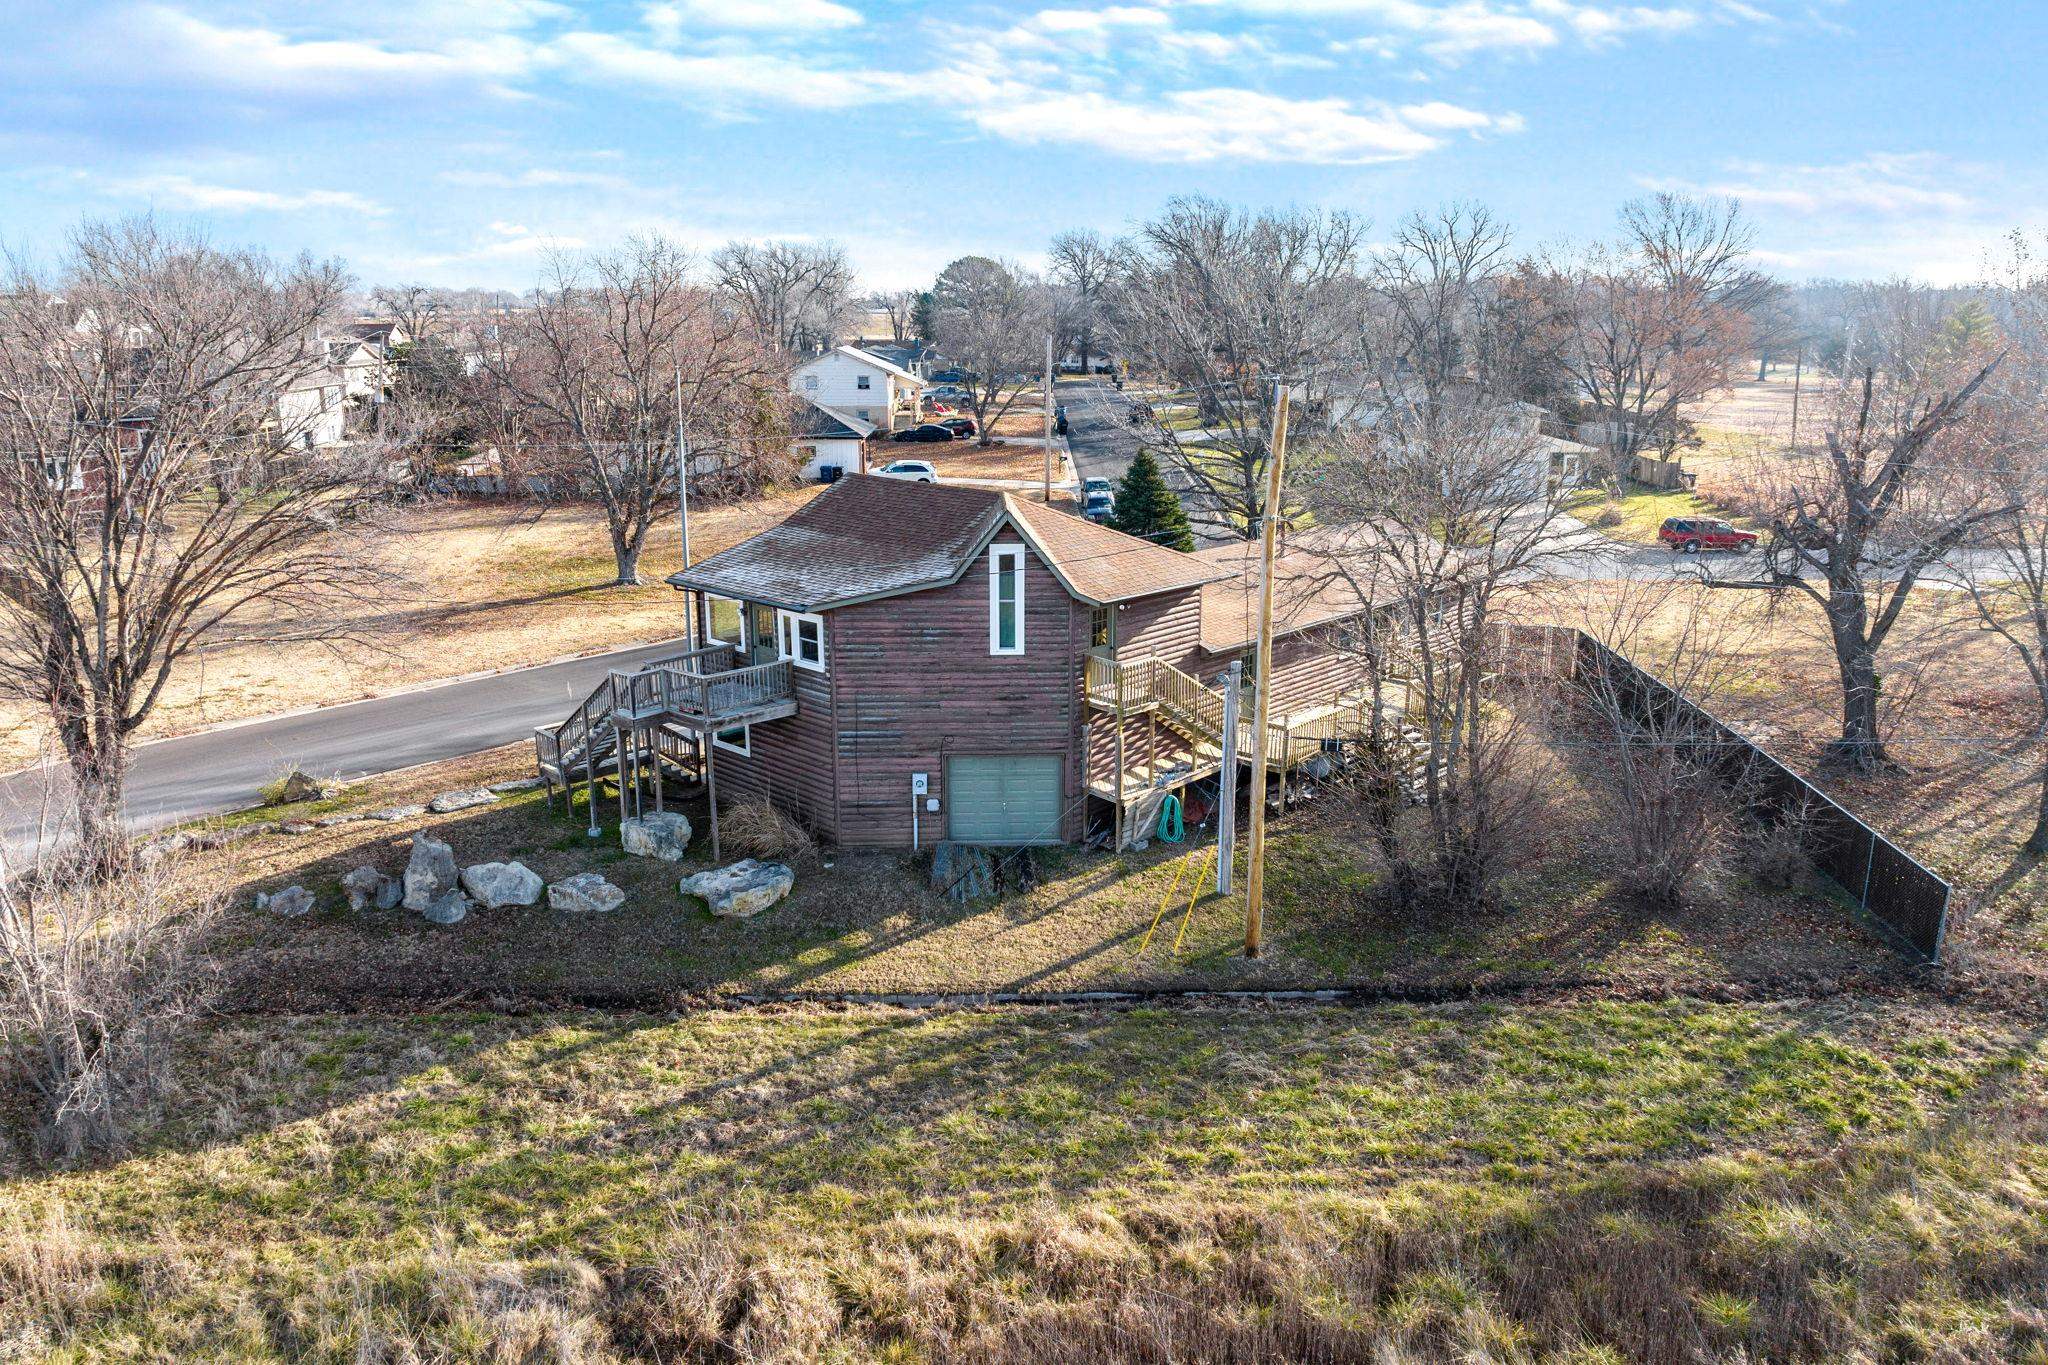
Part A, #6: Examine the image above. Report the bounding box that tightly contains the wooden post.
[617,724,631,830]
[705,736,721,865]
[1244,382,1292,958]
[1217,659,1241,895]
[1278,718,1292,811]
[1113,687,1127,851]
[1789,347,1804,452]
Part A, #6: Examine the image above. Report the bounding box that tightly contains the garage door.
[946,755,1063,845]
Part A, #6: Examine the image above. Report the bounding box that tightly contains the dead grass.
[150,729,1936,1013]
[0,491,821,771]
[1,999,2042,1360]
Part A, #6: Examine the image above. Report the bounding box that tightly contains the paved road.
[1057,376,1145,485]
[0,638,691,853]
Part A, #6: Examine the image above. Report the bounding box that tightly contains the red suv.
[1658,516,1757,554]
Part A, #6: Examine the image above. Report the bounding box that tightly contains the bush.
[719,801,815,863]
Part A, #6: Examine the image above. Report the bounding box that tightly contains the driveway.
[0,638,692,855]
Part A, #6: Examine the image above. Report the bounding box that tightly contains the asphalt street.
[0,638,691,854]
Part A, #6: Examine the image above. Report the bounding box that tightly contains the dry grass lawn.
[0,491,823,772]
[1,997,2041,1360]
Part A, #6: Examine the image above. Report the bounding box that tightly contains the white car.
[875,459,939,484]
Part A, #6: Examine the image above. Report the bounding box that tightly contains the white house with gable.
[791,345,925,432]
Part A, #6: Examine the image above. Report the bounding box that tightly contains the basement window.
[989,545,1025,655]
[713,725,750,756]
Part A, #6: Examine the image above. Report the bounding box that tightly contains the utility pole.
[1788,346,1803,452]
[676,365,694,648]
[1243,382,1291,959]
[1042,333,1055,502]
[1217,658,1241,895]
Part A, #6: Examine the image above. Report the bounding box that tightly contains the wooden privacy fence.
[1496,622,1953,962]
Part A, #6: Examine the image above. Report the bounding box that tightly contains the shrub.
[719,801,816,863]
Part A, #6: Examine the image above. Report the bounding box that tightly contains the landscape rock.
[367,804,426,823]
[680,858,794,918]
[401,835,459,911]
[621,810,693,862]
[271,769,328,804]
[279,821,317,836]
[419,890,470,926]
[460,860,544,908]
[341,865,400,912]
[548,871,626,914]
[256,885,315,917]
[930,843,997,902]
[488,776,546,794]
[428,788,498,814]
[315,813,365,828]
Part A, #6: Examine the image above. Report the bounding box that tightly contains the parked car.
[875,459,939,483]
[1054,404,1069,435]
[1082,476,1113,497]
[1083,489,1115,523]
[927,384,969,399]
[1658,516,1757,553]
[930,368,971,385]
[938,417,978,439]
[891,424,957,444]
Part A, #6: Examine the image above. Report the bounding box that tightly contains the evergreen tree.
[1108,447,1195,551]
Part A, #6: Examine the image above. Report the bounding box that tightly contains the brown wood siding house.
[669,476,1410,849]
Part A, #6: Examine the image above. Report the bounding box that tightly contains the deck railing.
[621,657,794,726]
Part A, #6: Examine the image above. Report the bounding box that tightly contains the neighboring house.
[275,367,350,451]
[535,477,1431,851]
[855,339,934,378]
[792,345,926,432]
[792,399,877,483]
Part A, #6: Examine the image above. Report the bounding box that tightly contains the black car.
[892,423,956,443]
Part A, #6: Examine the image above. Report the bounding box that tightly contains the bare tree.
[0,820,219,1161]
[0,218,398,853]
[712,240,857,355]
[871,288,920,344]
[1568,582,1762,900]
[1367,203,1514,405]
[1048,229,1114,373]
[1108,198,1370,536]
[486,237,793,584]
[1953,240,2048,851]
[928,256,1051,447]
[369,283,448,347]
[1302,397,1576,909]
[1730,351,2007,771]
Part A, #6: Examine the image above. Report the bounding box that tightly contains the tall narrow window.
[1089,606,1113,652]
[989,546,1024,655]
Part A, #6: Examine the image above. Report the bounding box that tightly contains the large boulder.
[621,811,693,862]
[930,843,998,902]
[401,835,459,911]
[548,871,626,914]
[419,890,470,926]
[428,788,498,814]
[460,861,544,909]
[341,865,400,912]
[679,859,793,918]
[271,770,328,804]
[256,885,315,918]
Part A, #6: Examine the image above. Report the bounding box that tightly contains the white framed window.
[40,456,83,491]
[713,724,750,756]
[705,594,745,648]
[854,408,870,421]
[856,373,872,390]
[989,545,1025,655]
[803,374,818,391]
[776,609,826,673]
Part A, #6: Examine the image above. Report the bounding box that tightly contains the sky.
[0,0,2040,292]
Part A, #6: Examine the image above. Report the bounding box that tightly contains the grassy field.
[181,738,1919,1011]
[1563,483,1751,545]
[1,998,2041,1360]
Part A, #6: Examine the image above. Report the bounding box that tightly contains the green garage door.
[946,755,1063,845]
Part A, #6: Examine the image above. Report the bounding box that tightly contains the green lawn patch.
[1565,482,1748,545]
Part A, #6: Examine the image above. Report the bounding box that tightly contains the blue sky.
[0,1,2038,290]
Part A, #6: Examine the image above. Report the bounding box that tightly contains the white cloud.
[439,167,634,191]
[119,3,538,98]
[1644,154,1980,218]
[109,173,387,216]
[1200,0,1758,59]
[549,30,897,109]
[642,0,862,39]
[956,85,1512,164]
